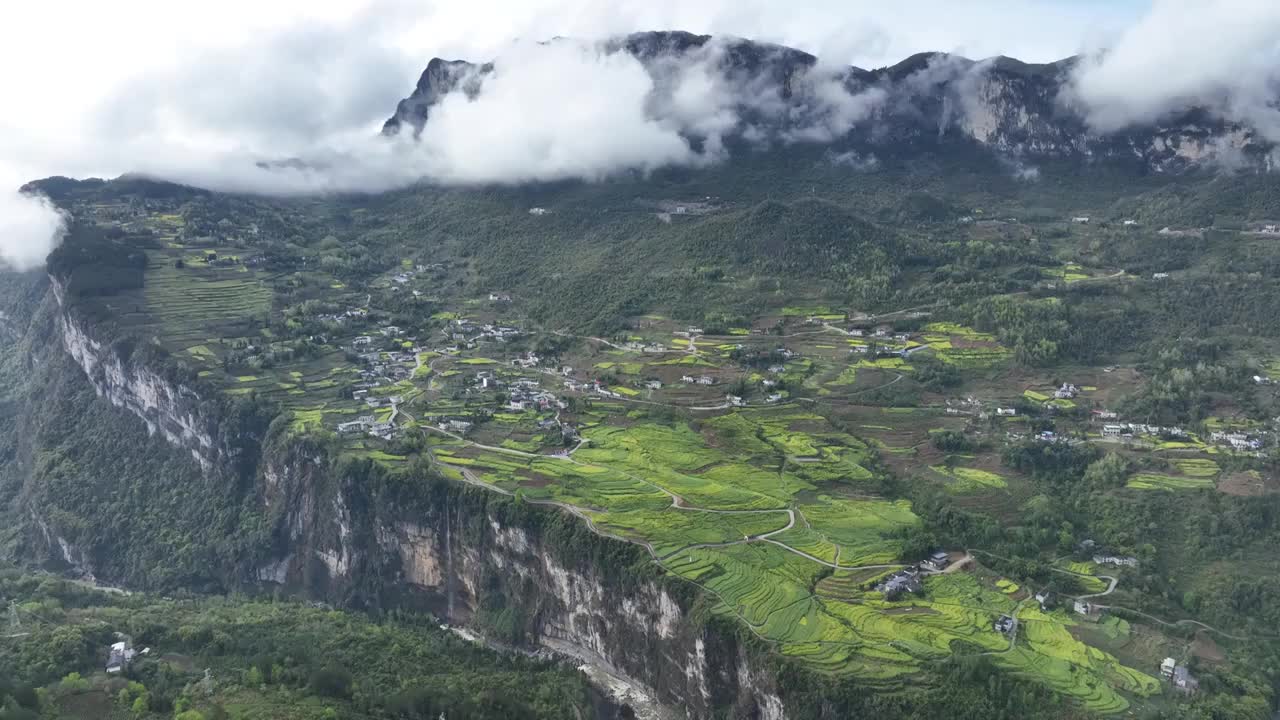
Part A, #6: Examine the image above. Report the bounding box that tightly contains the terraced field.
[1126,472,1216,491]
[422,408,1158,712]
[141,254,273,348]
[930,465,1009,492]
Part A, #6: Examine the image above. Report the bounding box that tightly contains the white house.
[106,642,136,674]
[996,407,1017,416]
[1071,216,1090,224]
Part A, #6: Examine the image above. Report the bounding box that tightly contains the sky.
[5,0,1280,269]
[0,0,1146,189]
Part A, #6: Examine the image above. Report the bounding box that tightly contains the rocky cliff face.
[381,32,1272,173]
[22,280,788,719]
[250,444,787,718]
[50,278,227,474]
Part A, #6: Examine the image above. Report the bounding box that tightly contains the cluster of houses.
[848,326,911,341]
[1097,422,1265,453]
[506,378,562,412]
[337,415,396,439]
[994,615,1016,634]
[317,307,370,324]
[1161,658,1199,693]
[682,374,717,386]
[512,352,542,369]
[1100,422,1186,441]
[354,348,417,385]
[1054,383,1081,399]
[432,417,474,434]
[876,568,923,599]
[1208,430,1266,452]
[446,318,523,344]
[622,340,670,353]
[874,551,951,599]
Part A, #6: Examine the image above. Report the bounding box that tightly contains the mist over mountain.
[379,30,1276,186]
[7,2,1280,272]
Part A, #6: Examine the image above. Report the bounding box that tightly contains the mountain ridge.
[381,30,1268,175]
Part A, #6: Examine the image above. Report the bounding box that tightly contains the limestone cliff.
[250,442,788,718]
[11,279,789,719]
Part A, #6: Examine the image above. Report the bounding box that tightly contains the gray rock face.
[30,277,788,719]
[249,444,788,719]
[381,32,1271,173]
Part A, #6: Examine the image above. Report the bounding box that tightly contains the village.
[38,191,1277,717]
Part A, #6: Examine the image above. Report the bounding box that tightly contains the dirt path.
[423,423,911,576]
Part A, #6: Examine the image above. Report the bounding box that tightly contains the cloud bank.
[0,191,67,271]
[84,34,888,193]
[1070,0,1280,141]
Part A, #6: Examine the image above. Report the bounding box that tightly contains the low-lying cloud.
[88,35,890,193]
[1069,0,1280,141]
[9,2,1280,210]
[0,190,67,271]
[413,41,702,183]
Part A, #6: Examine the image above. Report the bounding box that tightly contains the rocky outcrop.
[50,278,221,472]
[380,58,492,137]
[248,444,787,719]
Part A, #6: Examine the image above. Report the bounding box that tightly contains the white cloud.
[0,0,1147,269]
[0,191,67,271]
[412,41,701,183]
[1069,0,1280,140]
[54,34,895,193]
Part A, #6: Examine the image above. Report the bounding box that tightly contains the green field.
[1126,473,1215,491]
[930,465,1009,492]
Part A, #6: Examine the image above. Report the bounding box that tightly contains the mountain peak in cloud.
[372,29,1276,188]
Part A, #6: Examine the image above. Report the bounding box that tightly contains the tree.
[1082,453,1130,490]
[310,667,353,699]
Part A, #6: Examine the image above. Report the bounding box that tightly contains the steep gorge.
[0,276,788,719]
